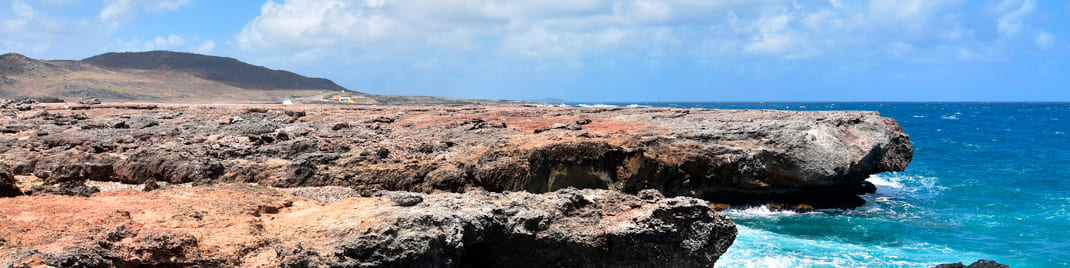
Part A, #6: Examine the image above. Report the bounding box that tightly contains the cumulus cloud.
[98,0,190,29]
[11,0,34,18]
[996,0,1035,37]
[1034,31,1054,50]
[98,0,133,22]
[236,0,752,59]
[1,1,98,57]
[237,0,1052,64]
[145,34,186,50]
[192,40,216,54]
[1,0,201,59]
[113,34,219,55]
[736,9,811,58]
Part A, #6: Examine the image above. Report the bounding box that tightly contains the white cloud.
[192,40,216,54]
[33,0,86,5]
[887,41,913,57]
[996,0,1035,37]
[957,48,980,60]
[1,1,99,58]
[231,0,1050,65]
[740,12,799,56]
[12,1,35,18]
[829,0,843,9]
[112,34,224,55]
[236,0,744,59]
[98,0,190,29]
[1035,31,1054,50]
[145,34,186,50]
[98,0,133,22]
[1,0,207,60]
[146,0,191,11]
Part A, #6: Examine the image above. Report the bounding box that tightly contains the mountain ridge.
[83,51,348,92]
[0,51,352,103]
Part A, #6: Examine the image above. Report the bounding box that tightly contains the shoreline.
[1,100,913,266]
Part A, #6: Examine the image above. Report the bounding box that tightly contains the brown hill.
[84,51,347,91]
[0,51,351,103]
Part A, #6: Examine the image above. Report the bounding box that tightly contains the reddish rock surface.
[0,102,911,207]
[0,184,735,267]
[0,100,916,266]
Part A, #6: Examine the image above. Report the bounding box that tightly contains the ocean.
[579,102,1070,267]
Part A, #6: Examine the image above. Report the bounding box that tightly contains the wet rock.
[767,203,816,213]
[934,259,1010,268]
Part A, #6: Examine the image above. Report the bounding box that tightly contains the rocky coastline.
[0,100,913,267]
[0,185,735,267]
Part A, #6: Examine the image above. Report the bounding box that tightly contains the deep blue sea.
[579,102,1070,267]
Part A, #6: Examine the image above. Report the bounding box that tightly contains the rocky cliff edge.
[0,102,912,208]
[0,185,735,267]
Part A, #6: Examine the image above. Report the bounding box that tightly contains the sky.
[2,0,1068,102]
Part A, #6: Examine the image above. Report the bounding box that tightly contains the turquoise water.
[589,103,1070,267]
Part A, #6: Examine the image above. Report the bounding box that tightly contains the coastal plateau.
[0,96,911,266]
[0,101,911,208]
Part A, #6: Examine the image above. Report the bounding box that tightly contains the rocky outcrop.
[934,259,1010,268]
[0,185,736,267]
[0,165,21,197]
[0,103,911,208]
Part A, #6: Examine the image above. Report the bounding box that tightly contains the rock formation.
[0,101,917,266]
[0,103,911,208]
[0,165,21,197]
[0,185,736,267]
[934,259,1010,268]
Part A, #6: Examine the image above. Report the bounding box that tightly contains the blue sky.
[2,0,1068,102]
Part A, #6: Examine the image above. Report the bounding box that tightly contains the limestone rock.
[0,185,736,267]
[0,104,911,207]
[934,259,1010,268]
[0,165,21,197]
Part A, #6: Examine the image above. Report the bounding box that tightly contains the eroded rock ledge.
[0,102,911,207]
[0,185,736,267]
